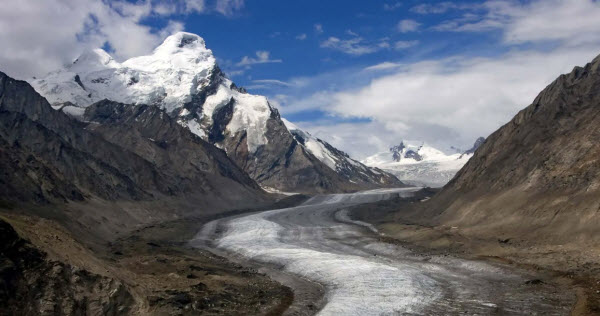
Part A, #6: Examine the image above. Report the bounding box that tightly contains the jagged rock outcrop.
[0,219,134,315]
[462,137,485,155]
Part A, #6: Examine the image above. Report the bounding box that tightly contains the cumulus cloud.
[0,0,244,80]
[324,48,599,149]
[296,33,307,40]
[236,51,282,66]
[397,19,420,33]
[280,0,600,157]
[282,47,599,157]
[433,0,600,46]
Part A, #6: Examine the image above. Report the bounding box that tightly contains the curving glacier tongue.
[197,188,572,315]
[210,189,441,315]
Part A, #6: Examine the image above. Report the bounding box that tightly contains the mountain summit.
[30,32,401,193]
[362,138,484,187]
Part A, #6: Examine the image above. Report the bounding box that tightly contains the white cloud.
[394,40,419,50]
[296,33,307,40]
[252,79,292,87]
[226,69,245,77]
[285,47,600,157]
[397,19,421,33]
[329,48,599,144]
[433,0,600,46]
[215,0,244,16]
[383,2,403,11]
[432,12,503,32]
[314,23,324,33]
[411,2,478,14]
[0,0,178,79]
[364,62,403,71]
[184,0,205,13]
[0,0,244,80]
[280,0,600,157]
[236,51,282,66]
[320,37,389,56]
[499,0,600,46]
[346,29,359,37]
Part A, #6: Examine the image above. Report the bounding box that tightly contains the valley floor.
[2,189,593,315]
[0,197,308,315]
[349,190,600,316]
[197,188,577,315]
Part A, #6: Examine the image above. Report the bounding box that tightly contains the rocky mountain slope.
[0,218,135,315]
[0,71,272,235]
[0,70,297,315]
[418,53,600,246]
[362,139,483,187]
[30,32,402,193]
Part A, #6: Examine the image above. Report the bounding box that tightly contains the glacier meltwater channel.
[192,188,572,315]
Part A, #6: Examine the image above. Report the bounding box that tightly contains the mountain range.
[2,28,600,315]
[30,32,401,194]
[362,138,484,187]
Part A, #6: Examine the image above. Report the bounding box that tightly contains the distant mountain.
[30,32,402,193]
[362,139,484,187]
[283,119,400,189]
[462,137,485,155]
[424,53,600,246]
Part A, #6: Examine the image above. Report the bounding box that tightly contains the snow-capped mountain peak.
[32,32,217,114]
[282,119,400,187]
[362,138,484,187]
[154,32,208,53]
[30,31,402,193]
[69,48,119,72]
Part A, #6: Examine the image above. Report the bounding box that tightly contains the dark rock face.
[221,111,344,193]
[404,150,423,161]
[0,71,266,206]
[425,53,600,244]
[206,98,403,193]
[0,219,135,315]
[390,143,405,162]
[389,142,423,162]
[463,137,485,155]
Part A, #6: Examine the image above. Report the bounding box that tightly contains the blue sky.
[3,0,600,158]
[176,0,507,119]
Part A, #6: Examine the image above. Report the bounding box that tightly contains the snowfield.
[362,141,473,187]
